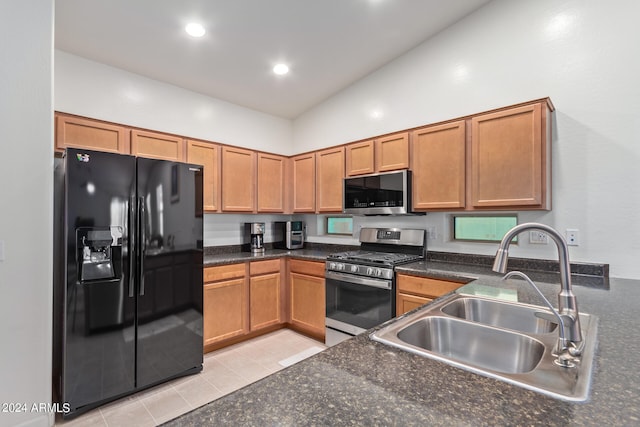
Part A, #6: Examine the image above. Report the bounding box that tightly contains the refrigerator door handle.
[128,195,136,298]
[138,196,146,296]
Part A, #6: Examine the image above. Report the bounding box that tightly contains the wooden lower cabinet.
[396,274,466,316]
[203,278,247,346]
[397,293,432,315]
[250,273,281,330]
[289,259,326,339]
[249,259,283,331]
[204,260,288,352]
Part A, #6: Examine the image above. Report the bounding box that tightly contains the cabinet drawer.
[250,259,281,276]
[289,259,325,277]
[204,263,245,283]
[397,274,464,298]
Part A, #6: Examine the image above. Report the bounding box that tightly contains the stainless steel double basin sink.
[371,292,598,401]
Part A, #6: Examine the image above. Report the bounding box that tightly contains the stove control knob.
[337,263,345,271]
[329,262,336,270]
[366,267,374,276]
[375,268,382,277]
[350,265,358,273]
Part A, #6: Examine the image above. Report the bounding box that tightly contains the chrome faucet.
[493,223,583,358]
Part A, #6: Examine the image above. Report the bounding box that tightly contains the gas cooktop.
[327,250,423,266]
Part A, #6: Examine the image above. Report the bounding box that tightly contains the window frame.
[325,215,354,236]
[451,213,518,244]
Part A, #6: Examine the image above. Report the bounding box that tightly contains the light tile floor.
[56,329,326,426]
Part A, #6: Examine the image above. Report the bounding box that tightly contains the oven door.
[325,270,394,345]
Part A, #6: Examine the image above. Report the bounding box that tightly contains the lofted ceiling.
[55,0,491,119]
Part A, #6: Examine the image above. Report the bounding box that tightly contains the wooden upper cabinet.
[257,153,285,213]
[221,146,256,212]
[187,139,220,212]
[345,132,409,177]
[316,147,345,213]
[345,140,375,176]
[411,121,466,210]
[291,153,316,213]
[131,129,185,161]
[55,113,130,154]
[470,101,552,209]
[376,132,410,172]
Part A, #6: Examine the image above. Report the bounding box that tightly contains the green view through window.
[326,216,353,235]
[453,215,518,242]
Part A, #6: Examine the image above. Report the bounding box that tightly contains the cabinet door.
[397,274,465,299]
[131,130,184,161]
[345,140,374,176]
[471,102,548,208]
[257,153,285,213]
[221,146,256,212]
[316,147,345,213]
[289,272,325,338]
[250,272,281,331]
[291,153,316,212]
[203,277,247,346]
[55,114,130,154]
[376,132,409,172]
[397,293,432,316]
[187,140,220,212]
[411,121,466,210]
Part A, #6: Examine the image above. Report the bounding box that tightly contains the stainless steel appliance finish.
[325,227,426,346]
[343,170,420,215]
[244,222,265,254]
[371,292,598,402]
[52,148,204,419]
[273,221,304,249]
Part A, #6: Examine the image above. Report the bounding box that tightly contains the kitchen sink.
[371,292,598,401]
[440,297,558,334]
[397,316,545,374]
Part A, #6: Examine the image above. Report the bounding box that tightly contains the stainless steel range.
[325,228,426,346]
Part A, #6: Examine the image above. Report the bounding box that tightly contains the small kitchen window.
[452,215,518,243]
[326,216,353,236]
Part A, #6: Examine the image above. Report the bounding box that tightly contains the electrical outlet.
[529,231,548,244]
[566,229,579,246]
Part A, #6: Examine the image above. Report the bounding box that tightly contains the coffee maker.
[244,222,265,254]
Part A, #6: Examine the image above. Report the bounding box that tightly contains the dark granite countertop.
[203,248,332,266]
[166,257,639,426]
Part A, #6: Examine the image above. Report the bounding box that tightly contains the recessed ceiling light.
[185,23,205,38]
[273,63,289,75]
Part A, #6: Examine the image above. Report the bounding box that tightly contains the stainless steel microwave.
[343,170,416,215]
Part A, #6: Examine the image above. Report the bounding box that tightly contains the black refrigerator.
[53,148,204,419]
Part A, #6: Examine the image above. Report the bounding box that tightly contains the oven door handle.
[325,271,392,290]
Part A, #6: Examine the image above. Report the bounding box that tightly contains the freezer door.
[136,158,203,389]
[58,148,137,414]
